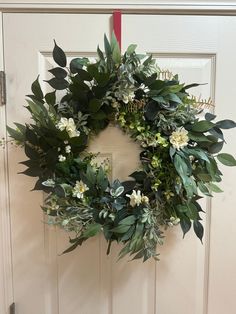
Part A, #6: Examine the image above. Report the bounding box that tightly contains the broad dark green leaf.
[70,58,88,74]
[76,68,93,81]
[83,223,101,238]
[48,67,67,79]
[7,126,25,142]
[191,120,215,132]
[129,171,146,183]
[88,99,102,113]
[53,40,67,67]
[31,76,43,100]
[205,112,216,121]
[180,217,191,237]
[208,141,224,154]
[197,181,212,196]
[217,153,236,166]
[216,119,236,129]
[45,91,56,106]
[25,144,39,160]
[207,182,223,193]
[193,220,204,243]
[144,101,160,121]
[45,78,69,90]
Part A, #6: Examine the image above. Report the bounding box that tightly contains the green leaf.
[31,76,43,100]
[207,182,223,193]
[83,223,101,238]
[143,54,152,66]
[126,44,137,55]
[217,153,236,166]
[45,91,56,106]
[70,58,88,74]
[7,125,25,142]
[53,40,66,67]
[25,127,38,145]
[188,132,212,142]
[48,67,67,79]
[112,43,121,64]
[205,112,216,121]
[88,99,102,113]
[208,141,224,154]
[104,34,112,57]
[191,120,215,132]
[97,167,108,191]
[45,78,68,90]
[183,83,201,90]
[193,220,204,243]
[97,46,105,60]
[180,217,191,237]
[216,119,236,129]
[119,215,136,226]
[76,69,93,81]
[185,148,209,163]
[144,100,160,121]
[54,185,66,197]
[174,154,188,178]
[197,181,212,196]
[167,93,182,104]
[112,224,131,234]
[129,171,146,183]
[25,144,39,160]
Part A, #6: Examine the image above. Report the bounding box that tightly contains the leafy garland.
[7,34,236,261]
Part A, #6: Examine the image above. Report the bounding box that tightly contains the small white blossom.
[65,145,71,153]
[140,83,150,93]
[141,195,149,204]
[169,127,189,150]
[56,117,80,138]
[126,190,142,207]
[72,180,89,199]
[126,190,149,207]
[56,117,68,131]
[58,154,66,162]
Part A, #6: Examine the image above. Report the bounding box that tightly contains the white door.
[1,13,236,314]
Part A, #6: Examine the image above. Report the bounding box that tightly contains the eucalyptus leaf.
[217,153,236,166]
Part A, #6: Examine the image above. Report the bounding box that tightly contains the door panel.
[2,13,236,314]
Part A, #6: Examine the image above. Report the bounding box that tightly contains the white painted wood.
[1,1,236,14]
[1,12,236,314]
[0,11,14,314]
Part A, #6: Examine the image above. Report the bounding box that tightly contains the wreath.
[6,34,236,261]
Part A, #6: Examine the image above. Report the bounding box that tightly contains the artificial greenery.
[7,34,236,261]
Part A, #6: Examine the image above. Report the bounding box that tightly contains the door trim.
[0,11,14,314]
[0,1,236,15]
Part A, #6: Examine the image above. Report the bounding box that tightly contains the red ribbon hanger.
[113,10,122,49]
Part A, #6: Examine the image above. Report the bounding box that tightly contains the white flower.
[56,117,68,131]
[140,83,150,93]
[65,145,71,153]
[169,127,189,150]
[58,154,66,162]
[72,180,89,199]
[126,190,142,207]
[56,117,80,138]
[141,195,149,204]
[122,91,135,104]
[126,190,149,208]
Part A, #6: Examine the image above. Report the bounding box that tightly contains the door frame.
[1,2,236,314]
[0,1,236,15]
